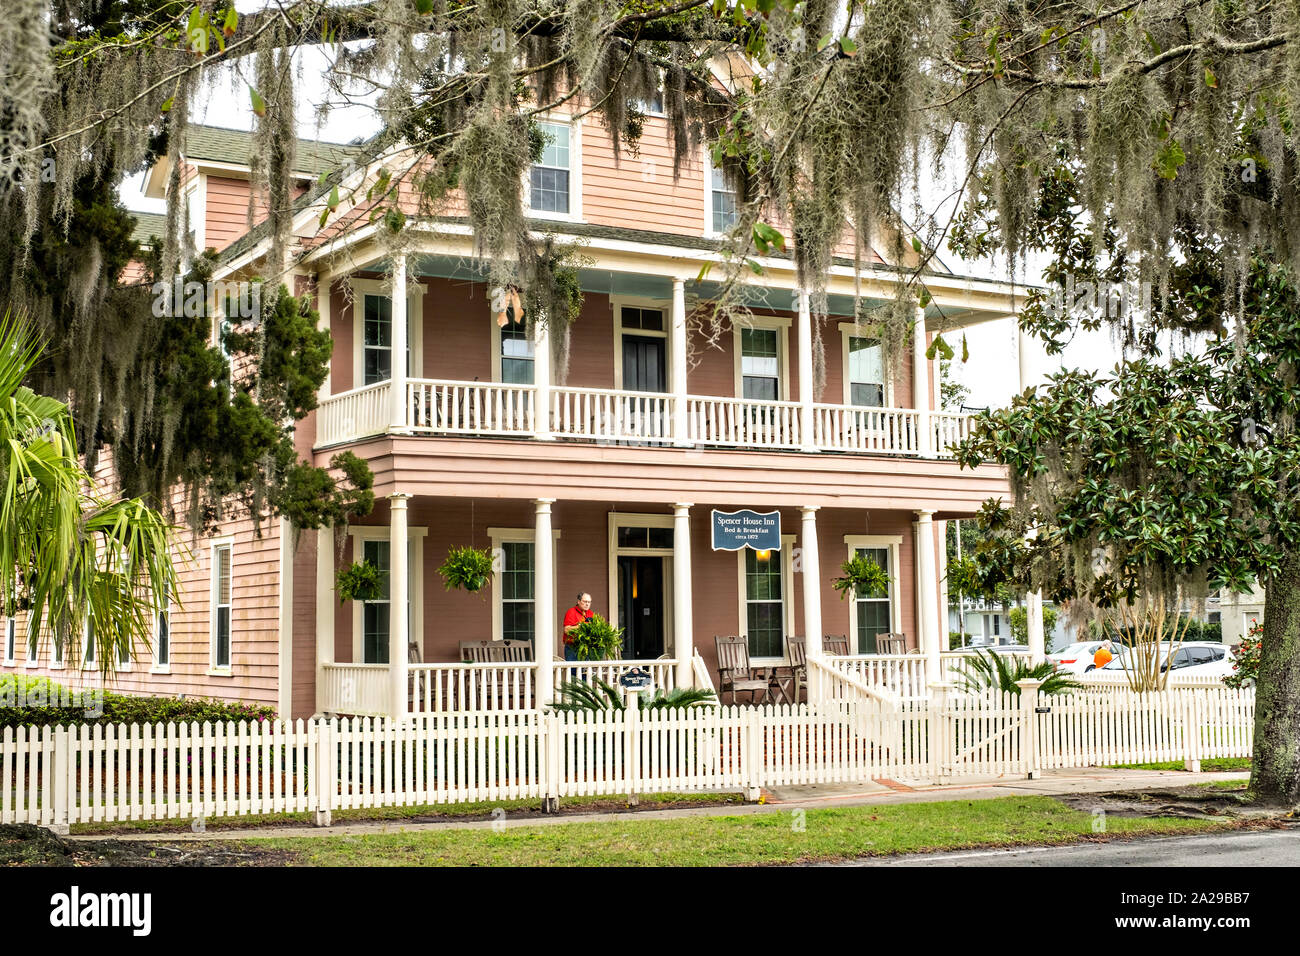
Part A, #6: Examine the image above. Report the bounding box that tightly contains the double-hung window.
[153,581,170,670]
[851,547,892,654]
[363,294,417,386]
[848,336,885,407]
[744,549,784,659]
[212,542,232,670]
[361,539,393,664]
[499,542,535,644]
[530,122,571,215]
[499,324,535,384]
[710,165,738,234]
[741,328,780,400]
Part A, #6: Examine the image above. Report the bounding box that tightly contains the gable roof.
[184,125,363,178]
[129,211,167,249]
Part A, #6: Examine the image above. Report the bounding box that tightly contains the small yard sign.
[711,509,781,551]
[618,667,654,692]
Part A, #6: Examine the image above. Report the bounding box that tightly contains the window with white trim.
[81,617,94,669]
[851,547,892,653]
[744,548,784,658]
[499,324,535,384]
[351,278,424,388]
[741,327,780,400]
[361,539,395,664]
[848,336,885,407]
[3,618,13,665]
[530,122,571,215]
[711,165,738,234]
[363,295,404,386]
[25,619,37,666]
[499,541,535,644]
[154,581,170,669]
[212,542,232,669]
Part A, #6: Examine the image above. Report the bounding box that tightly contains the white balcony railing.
[315,378,975,459]
[686,396,801,448]
[317,382,392,447]
[551,386,673,442]
[408,379,534,436]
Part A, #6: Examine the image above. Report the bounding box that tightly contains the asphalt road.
[829,828,1300,866]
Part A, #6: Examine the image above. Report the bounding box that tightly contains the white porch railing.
[408,379,534,435]
[686,396,802,448]
[320,663,391,716]
[316,382,391,447]
[827,654,928,701]
[810,656,899,706]
[408,662,536,713]
[553,659,678,694]
[314,377,975,458]
[813,405,919,455]
[551,387,673,442]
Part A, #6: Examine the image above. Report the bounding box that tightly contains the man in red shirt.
[562,593,593,661]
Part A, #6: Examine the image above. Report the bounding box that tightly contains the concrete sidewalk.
[65,767,1249,842]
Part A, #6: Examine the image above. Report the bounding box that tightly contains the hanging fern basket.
[438,546,495,593]
[832,553,892,601]
[336,560,382,603]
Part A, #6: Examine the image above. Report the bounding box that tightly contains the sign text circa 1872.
[711,510,781,551]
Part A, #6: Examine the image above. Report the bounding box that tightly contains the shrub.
[1224,620,1262,689]
[0,675,277,728]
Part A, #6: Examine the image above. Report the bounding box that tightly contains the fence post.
[542,712,560,813]
[927,681,953,781]
[1183,689,1203,773]
[314,718,333,827]
[51,726,70,836]
[744,708,763,803]
[1015,679,1045,780]
[624,689,640,806]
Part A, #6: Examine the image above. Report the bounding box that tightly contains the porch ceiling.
[336,248,1020,327]
[317,435,1010,515]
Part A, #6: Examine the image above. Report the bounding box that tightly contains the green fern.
[549,679,718,712]
[955,650,1084,697]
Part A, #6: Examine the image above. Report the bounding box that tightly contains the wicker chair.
[714,635,770,705]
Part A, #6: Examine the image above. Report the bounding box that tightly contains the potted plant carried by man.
[568,614,625,661]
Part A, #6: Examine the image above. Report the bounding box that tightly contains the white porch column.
[797,289,817,453]
[388,494,411,721]
[1025,590,1046,663]
[801,507,823,660]
[673,503,694,688]
[671,278,690,446]
[914,509,942,687]
[913,306,934,457]
[533,315,553,440]
[388,253,408,431]
[534,499,556,707]
[315,525,335,715]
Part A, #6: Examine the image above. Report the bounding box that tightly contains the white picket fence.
[0,685,1254,829]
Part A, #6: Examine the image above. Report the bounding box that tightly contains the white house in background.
[948,597,1070,652]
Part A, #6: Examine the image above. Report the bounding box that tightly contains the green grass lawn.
[1107,757,1251,772]
[246,795,1240,866]
[68,791,745,836]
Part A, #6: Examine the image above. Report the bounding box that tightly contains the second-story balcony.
[316,377,975,457]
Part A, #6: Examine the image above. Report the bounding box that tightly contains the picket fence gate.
[0,685,1255,831]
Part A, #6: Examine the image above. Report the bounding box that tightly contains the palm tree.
[0,315,178,671]
[955,649,1084,696]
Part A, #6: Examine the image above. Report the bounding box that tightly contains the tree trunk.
[1248,555,1300,806]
